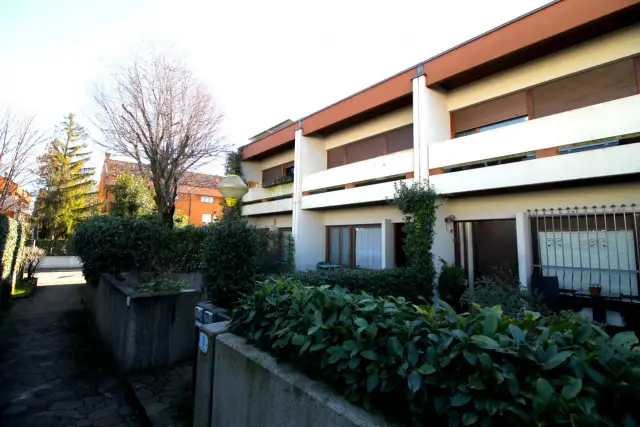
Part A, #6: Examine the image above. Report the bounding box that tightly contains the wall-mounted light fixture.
[444,214,456,233]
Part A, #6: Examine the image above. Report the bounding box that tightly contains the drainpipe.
[188,193,193,224]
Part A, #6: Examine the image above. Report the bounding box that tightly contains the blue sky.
[0,0,549,178]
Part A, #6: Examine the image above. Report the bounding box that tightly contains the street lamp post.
[217,175,248,218]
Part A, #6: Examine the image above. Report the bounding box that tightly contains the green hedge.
[73,215,207,286]
[200,218,291,307]
[231,278,640,426]
[0,215,20,281]
[0,215,25,307]
[289,267,427,303]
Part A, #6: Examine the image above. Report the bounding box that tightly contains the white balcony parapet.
[430,143,640,195]
[429,94,640,170]
[301,179,412,210]
[302,149,413,193]
[242,198,293,216]
[242,182,293,203]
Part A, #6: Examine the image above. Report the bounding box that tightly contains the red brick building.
[97,154,224,226]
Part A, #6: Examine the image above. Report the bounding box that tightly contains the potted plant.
[21,246,46,288]
[588,283,602,296]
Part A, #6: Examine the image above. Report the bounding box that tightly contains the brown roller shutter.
[346,134,386,164]
[262,165,281,182]
[532,59,638,119]
[453,92,527,133]
[387,125,414,154]
[327,146,346,169]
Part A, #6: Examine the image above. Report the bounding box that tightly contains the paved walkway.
[0,278,144,427]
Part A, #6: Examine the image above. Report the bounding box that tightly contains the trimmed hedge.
[0,215,19,281]
[289,267,427,303]
[231,278,640,426]
[0,215,25,307]
[73,215,207,286]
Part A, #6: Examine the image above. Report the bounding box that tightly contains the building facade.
[98,154,224,226]
[0,177,31,222]
[241,0,640,324]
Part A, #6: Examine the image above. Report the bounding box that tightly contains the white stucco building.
[240,0,640,325]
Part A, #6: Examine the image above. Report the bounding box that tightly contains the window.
[452,92,527,136]
[531,58,637,119]
[327,225,382,269]
[327,125,414,169]
[262,166,282,182]
[455,116,527,138]
[201,196,214,203]
[202,213,212,224]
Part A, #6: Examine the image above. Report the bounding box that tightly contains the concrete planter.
[211,333,390,427]
[92,274,201,372]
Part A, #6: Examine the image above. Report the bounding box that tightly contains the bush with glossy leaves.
[231,277,640,426]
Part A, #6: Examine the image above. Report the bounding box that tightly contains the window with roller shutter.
[531,58,638,119]
[452,92,527,135]
[327,124,413,169]
[262,165,282,183]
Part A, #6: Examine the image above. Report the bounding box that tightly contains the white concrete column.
[465,222,475,291]
[381,219,394,269]
[412,73,450,181]
[413,70,455,283]
[515,212,534,290]
[433,202,455,273]
[293,127,327,270]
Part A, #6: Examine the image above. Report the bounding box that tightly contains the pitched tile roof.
[107,159,222,191]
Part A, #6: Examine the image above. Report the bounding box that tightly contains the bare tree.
[0,108,47,220]
[92,52,228,227]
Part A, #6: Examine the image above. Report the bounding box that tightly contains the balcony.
[429,94,640,195]
[243,182,293,204]
[302,149,413,193]
[242,198,293,216]
[301,179,412,210]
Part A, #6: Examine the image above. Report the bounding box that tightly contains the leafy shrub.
[136,277,188,293]
[289,267,425,302]
[201,218,263,307]
[231,277,640,426]
[392,180,438,297]
[437,260,467,309]
[0,215,19,282]
[21,246,45,280]
[0,215,24,307]
[462,269,548,318]
[73,215,206,286]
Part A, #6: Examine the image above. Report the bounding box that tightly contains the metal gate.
[529,204,640,299]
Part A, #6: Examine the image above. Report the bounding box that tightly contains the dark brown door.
[472,220,518,278]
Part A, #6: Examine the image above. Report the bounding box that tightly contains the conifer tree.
[35,113,97,238]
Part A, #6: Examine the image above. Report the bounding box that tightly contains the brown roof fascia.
[241,122,297,160]
[301,68,417,136]
[424,0,640,87]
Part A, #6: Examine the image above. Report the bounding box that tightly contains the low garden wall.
[92,274,201,372]
[212,333,390,427]
[39,255,82,270]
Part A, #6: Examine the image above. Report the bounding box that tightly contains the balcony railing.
[429,95,640,194]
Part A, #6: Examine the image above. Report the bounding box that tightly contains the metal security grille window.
[529,205,640,299]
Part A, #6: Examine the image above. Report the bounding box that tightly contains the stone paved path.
[0,280,144,427]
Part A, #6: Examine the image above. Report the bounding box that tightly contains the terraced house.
[241,1,640,326]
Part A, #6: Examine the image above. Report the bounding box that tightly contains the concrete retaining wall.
[212,333,390,427]
[93,274,201,372]
[40,256,82,270]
